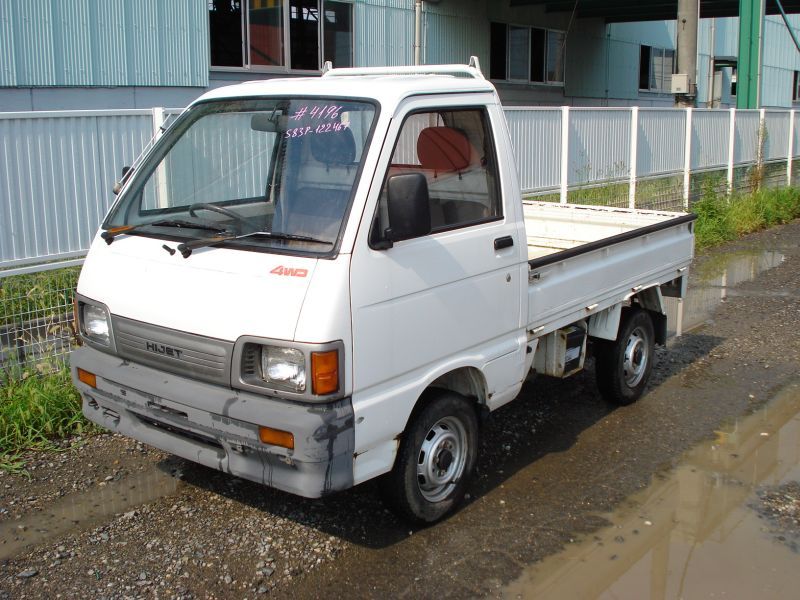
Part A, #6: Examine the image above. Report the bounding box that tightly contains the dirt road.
[2,220,799,599]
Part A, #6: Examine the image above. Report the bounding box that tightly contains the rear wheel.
[595,308,655,405]
[381,391,479,524]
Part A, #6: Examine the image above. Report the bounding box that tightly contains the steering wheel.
[188,203,251,228]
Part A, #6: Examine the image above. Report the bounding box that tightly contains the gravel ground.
[754,481,800,553]
[2,219,800,599]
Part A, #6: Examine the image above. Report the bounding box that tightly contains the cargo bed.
[522,201,696,337]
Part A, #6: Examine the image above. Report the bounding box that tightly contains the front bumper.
[70,346,354,498]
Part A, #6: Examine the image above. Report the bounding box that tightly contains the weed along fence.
[1,105,799,370]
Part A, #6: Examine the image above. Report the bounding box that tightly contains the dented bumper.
[70,346,354,498]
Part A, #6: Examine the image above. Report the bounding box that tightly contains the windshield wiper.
[101,219,229,245]
[176,230,332,258]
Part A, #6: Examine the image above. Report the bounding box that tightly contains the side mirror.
[112,165,132,195]
[382,173,431,247]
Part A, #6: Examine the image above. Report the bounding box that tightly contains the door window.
[372,108,501,244]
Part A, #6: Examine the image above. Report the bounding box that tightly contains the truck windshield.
[105,98,377,255]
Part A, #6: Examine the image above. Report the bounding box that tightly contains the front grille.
[112,315,234,386]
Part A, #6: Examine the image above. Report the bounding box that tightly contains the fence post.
[152,107,165,139]
[683,107,692,210]
[628,107,638,209]
[788,110,795,186]
[560,106,569,204]
[758,107,766,189]
[727,107,736,194]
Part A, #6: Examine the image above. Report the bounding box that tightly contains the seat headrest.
[310,127,356,165]
[417,127,471,172]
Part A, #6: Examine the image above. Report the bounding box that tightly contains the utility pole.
[675,0,699,107]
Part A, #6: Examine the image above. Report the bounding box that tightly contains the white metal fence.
[0,108,182,276]
[508,106,799,210]
[1,106,798,273]
[1,105,798,370]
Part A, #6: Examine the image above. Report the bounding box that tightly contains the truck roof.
[194,61,496,109]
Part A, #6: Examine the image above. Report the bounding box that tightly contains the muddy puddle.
[666,249,786,336]
[503,380,800,599]
[0,467,181,560]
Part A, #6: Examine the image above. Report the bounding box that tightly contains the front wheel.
[381,391,479,525]
[595,308,655,405]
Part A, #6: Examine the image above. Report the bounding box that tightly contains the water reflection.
[0,467,181,560]
[503,382,800,599]
[666,249,785,336]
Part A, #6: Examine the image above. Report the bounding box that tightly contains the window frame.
[638,44,675,93]
[369,105,504,249]
[209,0,354,74]
[489,22,566,87]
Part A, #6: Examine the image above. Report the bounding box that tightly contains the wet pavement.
[503,380,800,599]
[2,220,800,598]
[665,249,786,335]
[0,466,181,561]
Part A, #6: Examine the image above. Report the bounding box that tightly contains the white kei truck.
[71,59,695,524]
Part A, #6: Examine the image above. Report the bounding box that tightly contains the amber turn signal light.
[311,350,339,395]
[258,426,294,450]
[77,368,97,388]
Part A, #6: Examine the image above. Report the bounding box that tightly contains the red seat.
[417,127,471,173]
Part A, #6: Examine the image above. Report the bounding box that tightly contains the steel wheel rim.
[623,326,649,387]
[416,416,468,503]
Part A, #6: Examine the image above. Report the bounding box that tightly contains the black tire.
[380,391,479,525]
[595,308,655,405]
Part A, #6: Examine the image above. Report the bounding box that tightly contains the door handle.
[494,235,514,250]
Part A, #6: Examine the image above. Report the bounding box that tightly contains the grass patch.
[693,186,800,249]
[0,266,80,327]
[0,367,94,473]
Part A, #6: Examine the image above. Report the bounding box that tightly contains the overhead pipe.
[414,1,423,65]
[707,18,716,107]
[775,0,800,54]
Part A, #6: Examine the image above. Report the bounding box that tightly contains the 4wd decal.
[270,265,309,278]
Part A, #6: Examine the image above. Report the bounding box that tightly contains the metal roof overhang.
[509,0,800,23]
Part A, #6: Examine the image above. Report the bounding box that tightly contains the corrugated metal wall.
[764,111,791,161]
[355,0,414,67]
[423,1,489,68]
[568,109,631,184]
[505,108,562,191]
[2,106,798,270]
[734,110,761,164]
[691,110,730,170]
[638,109,685,176]
[0,0,208,88]
[0,110,155,268]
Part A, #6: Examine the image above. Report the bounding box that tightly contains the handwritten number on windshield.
[284,121,349,138]
[290,104,342,122]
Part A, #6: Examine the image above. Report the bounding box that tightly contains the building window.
[793,71,800,102]
[490,22,565,85]
[209,0,353,71]
[639,45,675,93]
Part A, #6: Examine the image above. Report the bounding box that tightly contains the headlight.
[81,303,111,346]
[261,346,306,392]
[234,338,343,401]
